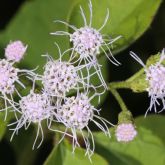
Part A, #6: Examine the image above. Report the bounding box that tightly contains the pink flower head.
[57,93,94,129]
[115,123,137,142]
[5,40,27,62]
[42,52,93,98]
[51,0,121,90]
[56,93,113,158]
[43,59,79,97]
[9,90,55,149]
[130,49,165,115]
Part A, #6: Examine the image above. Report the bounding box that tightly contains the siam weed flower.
[5,40,27,62]
[41,44,96,98]
[115,123,137,142]
[130,49,165,115]
[42,55,79,97]
[9,89,55,149]
[51,0,121,89]
[56,92,113,158]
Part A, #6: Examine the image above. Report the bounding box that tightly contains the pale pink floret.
[0,58,36,121]
[19,92,52,123]
[146,64,165,96]
[116,123,137,142]
[5,40,27,62]
[57,94,94,129]
[43,59,79,97]
[70,27,104,58]
[42,52,95,98]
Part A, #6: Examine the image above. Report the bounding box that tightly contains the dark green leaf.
[7,126,39,165]
[0,111,13,141]
[135,115,165,145]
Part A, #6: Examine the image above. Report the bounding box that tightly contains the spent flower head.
[5,40,27,62]
[130,49,165,115]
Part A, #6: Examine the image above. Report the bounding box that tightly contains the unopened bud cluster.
[5,40,27,62]
[116,123,137,142]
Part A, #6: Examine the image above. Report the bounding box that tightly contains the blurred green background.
[0,0,165,165]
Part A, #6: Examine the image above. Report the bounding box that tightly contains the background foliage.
[0,0,164,164]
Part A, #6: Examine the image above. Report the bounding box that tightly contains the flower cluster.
[0,0,140,161]
[56,93,111,157]
[4,40,112,156]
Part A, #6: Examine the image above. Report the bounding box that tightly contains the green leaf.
[44,141,108,165]
[7,126,39,165]
[69,0,162,53]
[94,143,141,165]
[0,111,13,141]
[135,115,165,145]
[94,115,165,165]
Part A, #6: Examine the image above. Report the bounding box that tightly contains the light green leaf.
[44,141,108,165]
[94,115,165,165]
[69,0,162,53]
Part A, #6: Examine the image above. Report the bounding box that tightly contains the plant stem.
[109,81,130,89]
[108,68,145,113]
[109,87,128,112]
